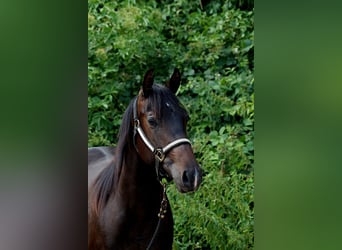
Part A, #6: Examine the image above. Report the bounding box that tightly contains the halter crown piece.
[132,96,192,181]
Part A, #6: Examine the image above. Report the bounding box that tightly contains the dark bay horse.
[88,69,202,249]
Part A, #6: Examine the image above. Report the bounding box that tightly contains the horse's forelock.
[148,84,188,119]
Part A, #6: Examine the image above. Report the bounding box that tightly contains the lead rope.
[146,174,168,250]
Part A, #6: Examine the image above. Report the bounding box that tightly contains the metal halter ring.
[154,148,165,162]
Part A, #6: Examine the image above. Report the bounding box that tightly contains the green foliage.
[88,0,254,249]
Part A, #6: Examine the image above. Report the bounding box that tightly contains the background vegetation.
[88,0,254,249]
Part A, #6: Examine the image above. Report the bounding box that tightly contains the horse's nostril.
[182,170,195,188]
[182,170,189,186]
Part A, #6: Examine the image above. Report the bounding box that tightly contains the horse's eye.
[148,118,158,127]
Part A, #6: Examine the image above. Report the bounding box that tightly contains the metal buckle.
[154,148,165,162]
[134,119,140,128]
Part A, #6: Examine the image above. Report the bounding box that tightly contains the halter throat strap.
[132,97,191,178]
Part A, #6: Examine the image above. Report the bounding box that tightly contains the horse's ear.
[166,68,181,94]
[142,68,154,97]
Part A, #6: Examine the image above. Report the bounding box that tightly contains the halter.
[133,96,191,249]
[132,96,191,181]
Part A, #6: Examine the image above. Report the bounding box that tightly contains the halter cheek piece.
[132,96,191,181]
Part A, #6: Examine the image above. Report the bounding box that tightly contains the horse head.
[133,68,202,193]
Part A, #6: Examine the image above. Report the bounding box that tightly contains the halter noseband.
[132,96,191,180]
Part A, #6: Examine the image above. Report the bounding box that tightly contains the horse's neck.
[102,152,162,244]
[108,151,161,215]
[119,152,161,203]
[97,149,174,249]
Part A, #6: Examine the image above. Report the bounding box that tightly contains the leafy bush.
[88,0,254,249]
